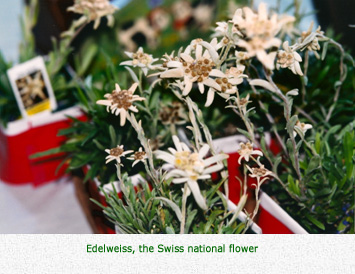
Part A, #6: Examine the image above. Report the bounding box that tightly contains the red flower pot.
[0,106,87,186]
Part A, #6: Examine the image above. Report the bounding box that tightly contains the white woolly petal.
[93,18,100,30]
[200,41,219,63]
[115,83,121,91]
[129,82,139,93]
[181,143,191,151]
[209,69,226,78]
[129,106,138,112]
[196,44,203,59]
[252,150,264,157]
[293,52,302,62]
[120,111,127,126]
[258,3,268,21]
[167,61,183,68]
[203,78,220,91]
[218,92,230,99]
[205,88,215,107]
[167,170,188,179]
[122,150,134,156]
[249,79,277,93]
[256,50,275,70]
[203,163,224,175]
[120,60,133,66]
[96,100,111,106]
[198,174,211,180]
[155,151,175,165]
[294,61,304,76]
[172,135,182,151]
[160,68,184,78]
[105,157,115,164]
[180,53,194,63]
[182,79,193,96]
[198,144,210,159]
[172,178,189,184]
[203,154,228,166]
[124,51,133,58]
[168,147,177,155]
[304,124,313,130]
[283,41,290,52]
[114,107,122,116]
[198,82,205,94]
[187,180,207,210]
[132,160,139,167]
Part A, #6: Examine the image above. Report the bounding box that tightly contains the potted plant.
[37,1,354,233]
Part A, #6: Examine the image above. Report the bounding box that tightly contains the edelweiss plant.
[68,0,118,30]
[47,1,353,234]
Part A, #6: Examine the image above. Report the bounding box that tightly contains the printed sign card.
[7,56,57,119]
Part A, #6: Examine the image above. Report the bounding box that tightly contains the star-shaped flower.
[120,47,159,76]
[96,83,145,126]
[155,135,228,210]
[276,41,303,76]
[237,142,263,164]
[68,0,118,29]
[105,145,133,164]
[293,120,312,137]
[246,164,273,179]
[127,147,147,167]
[159,41,224,96]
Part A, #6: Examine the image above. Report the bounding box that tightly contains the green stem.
[180,183,188,234]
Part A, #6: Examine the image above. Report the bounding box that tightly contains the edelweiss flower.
[230,3,282,70]
[293,120,312,137]
[105,145,133,164]
[68,0,118,29]
[155,136,228,210]
[96,83,145,126]
[159,101,187,126]
[246,164,273,179]
[277,41,303,76]
[237,142,263,164]
[120,47,159,76]
[127,147,147,167]
[214,21,241,44]
[237,94,252,115]
[159,42,223,96]
[300,22,323,57]
[205,65,247,107]
[235,51,250,62]
[17,72,46,107]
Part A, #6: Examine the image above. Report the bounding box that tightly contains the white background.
[1,235,355,273]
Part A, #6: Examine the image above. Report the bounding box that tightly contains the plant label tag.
[7,56,57,120]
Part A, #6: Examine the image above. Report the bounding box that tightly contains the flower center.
[277,51,294,67]
[134,151,146,160]
[253,167,267,176]
[182,58,215,82]
[132,52,152,65]
[174,151,204,174]
[239,142,253,154]
[239,98,248,106]
[109,90,133,110]
[110,147,124,157]
[215,78,232,92]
